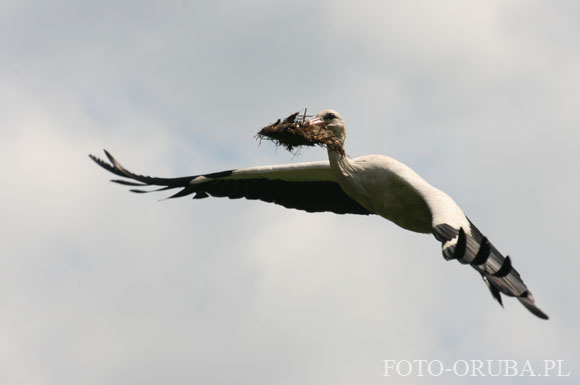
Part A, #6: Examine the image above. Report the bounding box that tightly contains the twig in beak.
[256,110,344,155]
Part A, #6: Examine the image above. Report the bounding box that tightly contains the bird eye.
[324,113,336,121]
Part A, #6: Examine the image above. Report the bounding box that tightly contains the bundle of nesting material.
[256,111,343,154]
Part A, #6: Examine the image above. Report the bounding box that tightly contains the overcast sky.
[1,1,579,384]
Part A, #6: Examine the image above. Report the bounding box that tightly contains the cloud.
[1,1,578,384]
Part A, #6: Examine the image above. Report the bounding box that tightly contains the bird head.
[308,109,346,145]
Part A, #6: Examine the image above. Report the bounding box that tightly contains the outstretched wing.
[390,164,549,319]
[432,219,548,320]
[89,150,371,215]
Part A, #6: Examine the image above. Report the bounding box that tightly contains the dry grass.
[256,111,344,155]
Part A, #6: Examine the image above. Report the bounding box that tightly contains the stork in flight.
[90,109,548,319]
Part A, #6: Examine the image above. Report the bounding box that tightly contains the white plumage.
[90,109,548,319]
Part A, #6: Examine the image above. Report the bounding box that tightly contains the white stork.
[90,109,548,319]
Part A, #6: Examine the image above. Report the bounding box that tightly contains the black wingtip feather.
[482,275,504,307]
[129,189,150,194]
[492,255,512,278]
[528,305,549,320]
[471,237,491,266]
[110,179,148,187]
[104,149,115,164]
[454,228,467,261]
[520,300,549,320]
[517,292,549,320]
[193,192,209,199]
[167,188,195,199]
[89,153,109,169]
[89,151,129,179]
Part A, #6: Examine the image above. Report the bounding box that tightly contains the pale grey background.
[1,1,578,384]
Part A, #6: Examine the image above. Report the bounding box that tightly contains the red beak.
[307,116,325,127]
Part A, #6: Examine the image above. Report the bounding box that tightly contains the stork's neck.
[327,147,356,178]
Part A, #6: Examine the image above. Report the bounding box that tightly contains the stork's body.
[329,151,460,233]
[90,109,548,319]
